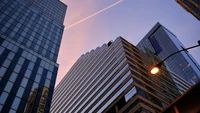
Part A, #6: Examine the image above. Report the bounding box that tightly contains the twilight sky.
[56,0,200,86]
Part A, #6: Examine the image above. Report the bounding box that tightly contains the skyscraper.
[0,0,67,112]
[137,22,200,85]
[51,37,190,113]
[175,0,200,21]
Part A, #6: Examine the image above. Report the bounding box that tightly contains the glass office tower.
[137,22,200,85]
[176,0,200,21]
[51,37,190,113]
[0,0,67,112]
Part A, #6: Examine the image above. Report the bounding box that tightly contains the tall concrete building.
[51,37,190,113]
[0,0,67,112]
[137,22,200,85]
[176,0,200,20]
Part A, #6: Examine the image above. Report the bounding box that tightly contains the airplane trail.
[64,0,123,30]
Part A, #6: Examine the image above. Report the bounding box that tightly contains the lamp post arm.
[160,41,200,65]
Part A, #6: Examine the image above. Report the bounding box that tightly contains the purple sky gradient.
[56,0,200,86]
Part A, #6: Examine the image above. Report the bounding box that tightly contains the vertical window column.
[17,57,41,112]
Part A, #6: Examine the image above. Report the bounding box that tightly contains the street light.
[150,40,200,74]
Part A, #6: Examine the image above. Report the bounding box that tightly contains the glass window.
[2,40,9,47]
[183,0,190,6]
[24,27,29,32]
[13,26,19,32]
[1,26,7,32]
[3,59,11,68]
[4,81,14,92]
[45,79,50,88]
[192,6,200,14]
[31,82,39,92]
[49,65,54,72]
[31,31,36,36]
[38,47,43,54]
[21,77,28,87]
[7,52,15,60]
[46,51,50,57]
[34,45,39,51]
[18,57,25,65]
[37,67,43,75]
[7,43,14,50]
[136,87,147,98]
[125,86,137,102]
[9,72,18,82]
[11,97,20,110]
[27,23,31,28]
[42,49,46,55]
[16,87,25,98]
[44,44,48,49]
[31,55,37,62]
[40,60,45,67]
[0,92,8,105]
[22,31,27,36]
[0,66,7,77]
[149,36,162,55]
[26,40,31,46]
[45,62,49,69]
[50,53,53,59]
[9,18,14,23]
[14,64,22,73]
[47,71,52,79]
[10,32,16,37]
[24,69,31,78]
[46,40,50,45]
[35,75,41,83]
[52,48,55,54]
[16,23,22,28]
[18,36,24,42]
[194,0,200,4]
[28,62,34,70]
[12,46,18,53]
[0,47,5,55]
[29,36,34,41]
[27,53,32,60]
[37,40,41,45]
[9,109,16,113]
[5,22,11,28]
[30,43,36,49]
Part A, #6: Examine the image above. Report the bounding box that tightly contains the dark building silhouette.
[162,81,200,113]
[176,0,200,20]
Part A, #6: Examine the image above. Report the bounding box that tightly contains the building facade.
[137,22,200,85]
[51,37,190,113]
[0,0,66,112]
[176,0,200,20]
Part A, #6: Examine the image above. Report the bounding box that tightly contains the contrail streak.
[64,0,123,30]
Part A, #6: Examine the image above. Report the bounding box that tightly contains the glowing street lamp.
[150,40,200,74]
[150,63,162,74]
